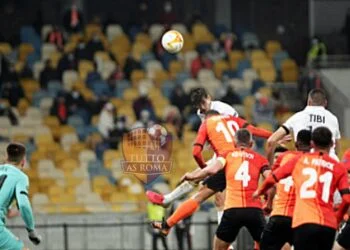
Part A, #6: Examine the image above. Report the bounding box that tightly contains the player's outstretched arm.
[246,124,272,139]
[266,127,288,163]
[16,177,41,245]
[335,167,350,224]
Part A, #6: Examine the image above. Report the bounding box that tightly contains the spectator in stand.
[124,52,142,80]
[86,62,102,86]
[0,58,18,83]
[50,92,68,124]
[0,101,18,125]
[252,92,277,126]
[159,1,177,26]
[66,88,86,114]
[108,64,124,81]
[0,81,24,107]
[75,39,90,61]
[307,37,327,67]
[109,116,129,149]
[86,33,104,60]
[220,86,242,105]
[57,52,78,79]
[63,2,84,33]
[18,62,33,79]
[191,52,213,78]
[132,110,155,129]
[170,85,188,114]
[46,25,65,51]
[40,59,59,89]
[133,86,155,121]
[98,102,116,139]
[207,40,226,62]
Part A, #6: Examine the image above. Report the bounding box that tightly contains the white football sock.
[163,181,195,205]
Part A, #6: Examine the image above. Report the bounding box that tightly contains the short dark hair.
[274,146,288,154]
[311,127,333,149]
[235,129,252,146]
[190,88,208,107]
[308,89,327,106]
[7,143,26,164]
[296,129,312,147]
[205,110,220,116]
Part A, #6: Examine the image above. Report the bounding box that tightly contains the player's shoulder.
[246,148,268,163]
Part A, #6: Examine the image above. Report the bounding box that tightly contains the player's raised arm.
[335,165,350,223]
[16,176,41,245]
[192,118,209,169]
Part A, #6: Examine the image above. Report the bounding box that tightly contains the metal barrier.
[8,218,254,250]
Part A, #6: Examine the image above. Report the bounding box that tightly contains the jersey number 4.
[300,168,333,203]
[216,121,240,142]
[234,161,251,187]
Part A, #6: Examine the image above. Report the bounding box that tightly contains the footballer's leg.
[151,185,215,236]
[334,220,350,250]
[0,226,25,250]
[260,216,293,250]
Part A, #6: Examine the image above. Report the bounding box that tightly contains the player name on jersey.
[230,151,254,159]
[309,114,325,123]
[303,157,334,170]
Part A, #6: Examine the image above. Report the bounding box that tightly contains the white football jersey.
[283,106,340,155]
[197,101,238,121]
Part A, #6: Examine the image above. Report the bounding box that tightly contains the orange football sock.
[166,198,199,228]
[254,241,259,250]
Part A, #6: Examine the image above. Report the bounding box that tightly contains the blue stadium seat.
[90,80,111,96]
[251,79,266,95]
[20,26,41,52]
[237,59,252,78]
[141,52,156,69]
[27,52,41,69]
[87,160,116,184]
[76,125,98,141]
[175,72,191,85]
[114,80,131,98]
[68,115,85,127]
[222,70,238,79]
[47,80,62,97]
[160,52,177,70]
[25,141,37,161]
[33,90,50,107]
[161,80,175,99]
[273,51,289,71]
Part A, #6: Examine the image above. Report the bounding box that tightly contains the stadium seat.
[169,61,184,79]
[214,60,230,79]
[182,79,200,94]
[41,24,53,40]
[106,24,124,41]
[182,34,196,52]
[149,24,165,42]
[229,50,244,70]
[281,59,299,82]
[243,95,255,122]
[145,60,163,74]
[33,61,45,80]
[251,49,267,61]
[41,43,57,61]
[62,70,79,91]
[130,70,145,86]
[198,69,215,82]
[0,43,12,55]
[273,51,289,71]
[61,133,79,152]
[265,40,282,58]
[153,70,169,86]
[171,23,188,34]
[259,67,277,83]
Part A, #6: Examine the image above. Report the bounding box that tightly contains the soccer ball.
[161,30,184,53]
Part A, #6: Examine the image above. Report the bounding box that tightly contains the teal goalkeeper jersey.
[0,164,35,230]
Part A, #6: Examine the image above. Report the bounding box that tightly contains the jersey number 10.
[216,121,240,142]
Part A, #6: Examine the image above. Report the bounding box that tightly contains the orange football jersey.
[222,147,269,210]
[271,151,301,217]
[274,152,349,229]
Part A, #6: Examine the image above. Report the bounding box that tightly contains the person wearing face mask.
[66,88,87,114]
[109,116,129,149]
[133,86,156,121]
[207,40,226,62]
[160,1,177,26]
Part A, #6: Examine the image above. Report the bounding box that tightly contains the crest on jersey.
[121,125,173,184]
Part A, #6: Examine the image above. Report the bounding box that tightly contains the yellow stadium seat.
[103,150,121,169]
[259,68,277,83]
[19,43,34,61]
[63,42,76,53]
[0,43,12,55]
[182,34,196,52]
[154,70,169,86]
[59,158,79,171]
[214,60,230,79]
[92,176,110,191]
[85,24,102,40]
[192,23,214,43]
[265,40,282,58]
[79,88,95,101]
[94,51,110,62]
[78,60,95,80]
[281,58,298,70]
[54,150,71,166]
[169,61,184,79]
[17,98,30,116]
[135,33,152,50]
[70,143,87,159]
[123,88,139,101]
[49,51,62,69]
[35,134,54,146]
[69,33,84,44]
[282,68,299,82]
[251,50,267,61]
[130,70,145,86]
[44,116,60,128]
[252,59,274,71]
[229,50,245,70]
[243,96,255,122]
[111,34,131,49]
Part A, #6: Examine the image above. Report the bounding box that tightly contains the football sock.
[217,210,224,224]
[163,181,195,205]
[166,198,199,228]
